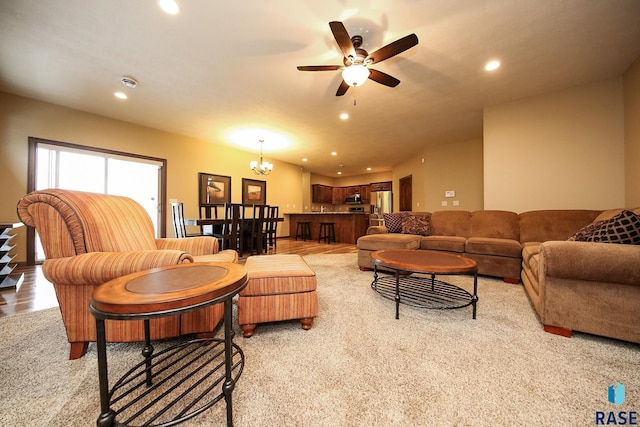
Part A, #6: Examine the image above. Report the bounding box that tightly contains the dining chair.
[199,204,223,236]
[264,205,279,249]
[244,204,268,255]
[219,203,244,253]
[171,202,205,238]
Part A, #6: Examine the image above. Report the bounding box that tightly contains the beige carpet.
[1,253,638,426]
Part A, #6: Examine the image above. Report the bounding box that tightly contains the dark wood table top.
[185,217,283,226]
[371,249,478,274]
[91,263,247,315]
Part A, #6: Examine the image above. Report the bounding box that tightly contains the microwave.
[345,194,362,204]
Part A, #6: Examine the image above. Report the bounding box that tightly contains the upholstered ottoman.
[357,233,421,270]
[238,254,318,337]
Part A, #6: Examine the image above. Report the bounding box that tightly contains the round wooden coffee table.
[89,262,247,427]
[370,249,478,320]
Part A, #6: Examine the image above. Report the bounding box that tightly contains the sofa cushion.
[420,235,466,253]
[430,211,471,237]
[588,210,640,244]
[470,211,520,241]
[465,237,522,257]
[357,233,421,251]
[383,212,409,233]
[519,210,601,243]
[401,213,431,236]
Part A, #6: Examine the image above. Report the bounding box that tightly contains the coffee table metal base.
[372,268,478,320]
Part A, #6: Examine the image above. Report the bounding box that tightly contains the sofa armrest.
[156,236,219,256]
[42,250,192,286]
[540,241,640,286]
[366,225,389,235]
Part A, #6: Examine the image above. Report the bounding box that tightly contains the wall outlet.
[445,190,455,198]
[441,201,448,207]
[453,200,460,206]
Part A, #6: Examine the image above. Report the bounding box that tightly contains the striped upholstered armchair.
[17,188,238,359]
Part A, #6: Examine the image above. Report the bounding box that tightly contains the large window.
[27,137,167,263]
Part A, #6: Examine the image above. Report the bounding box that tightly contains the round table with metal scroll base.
[89,262,247,427]
[370,249,478,320]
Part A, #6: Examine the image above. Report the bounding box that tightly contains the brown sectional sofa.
[357,209,640,344]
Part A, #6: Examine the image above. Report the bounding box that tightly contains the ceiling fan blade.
[368,69,401,87]
[297,65,341,71]
[336,80,350,96]
[329,21,355,58]
[368,34,418,64]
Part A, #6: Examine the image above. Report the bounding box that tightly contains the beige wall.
[484,77,625,212]
[0,92,304,262]
[393,139,484,212]
[624,56,640,207]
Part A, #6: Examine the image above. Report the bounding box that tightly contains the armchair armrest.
[42,250,192,286]
[366,225,389,235]
[540,241,640,286]
[156,236,219,256]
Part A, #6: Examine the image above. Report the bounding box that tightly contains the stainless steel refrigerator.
[370,191,393,215]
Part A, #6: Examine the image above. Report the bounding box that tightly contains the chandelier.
[249,139,273,175]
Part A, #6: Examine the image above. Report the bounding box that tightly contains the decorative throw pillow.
[401,214,432,236]
[567,220,607,241]
[589,210,640,244]
[383,213,408,233]
[568,210,640,244]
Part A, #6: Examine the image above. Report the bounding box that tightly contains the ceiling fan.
[297,21,419,96]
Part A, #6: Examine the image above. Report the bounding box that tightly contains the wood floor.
[0,238,357,318]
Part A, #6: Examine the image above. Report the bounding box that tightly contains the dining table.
[184,217,284,255]
[184,217,284,227]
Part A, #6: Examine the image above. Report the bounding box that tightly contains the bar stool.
[295,221,311,241]
[318,222,336,244]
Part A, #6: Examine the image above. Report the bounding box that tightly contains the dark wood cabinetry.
[370,181,392,192]
[312,184,334,204]
[313,184,371,204]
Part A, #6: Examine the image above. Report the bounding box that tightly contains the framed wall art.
[199,173,231,205]
[242,178,266,205]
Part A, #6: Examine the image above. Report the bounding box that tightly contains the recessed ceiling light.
[485,60,501,71]
[120,76,138,88]
[302,158,308,162]
[158,0,180,14]
[337,171,342,175]
[114,92,128,100]
[331,152,337,156]
[366,167,372,171]
[340,113,349,120]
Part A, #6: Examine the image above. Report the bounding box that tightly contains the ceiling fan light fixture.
[342,64,370,87]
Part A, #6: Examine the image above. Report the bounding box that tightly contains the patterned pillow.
[567,220,607,241]
[568,210,640,244]
[401,214,431,236]
[383,212,408,233]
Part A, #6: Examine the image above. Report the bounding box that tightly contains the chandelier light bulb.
[250,139,273,175]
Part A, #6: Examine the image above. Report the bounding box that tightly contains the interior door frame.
[26,137,168,265]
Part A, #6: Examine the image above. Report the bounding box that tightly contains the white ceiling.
[1,0,639,177]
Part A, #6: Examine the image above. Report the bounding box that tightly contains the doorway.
[399,175,413,211]
[26,137,167,264]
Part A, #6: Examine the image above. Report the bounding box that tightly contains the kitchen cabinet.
[313,183,372,204]
[312,185,333,204]
[332,187,347,205]
[370,181,392,192]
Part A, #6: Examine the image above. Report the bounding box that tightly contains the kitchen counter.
[284,212,369,244]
